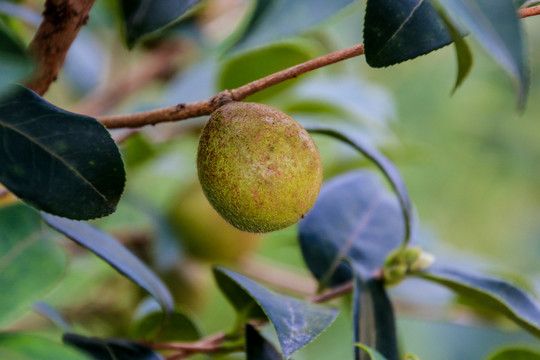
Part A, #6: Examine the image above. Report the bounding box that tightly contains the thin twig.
[144,333,227,360]
[518,4,540,18]
[25,0,96,96]
[96,4,540,130]
[310,281,354,303]
[98,44,365,129]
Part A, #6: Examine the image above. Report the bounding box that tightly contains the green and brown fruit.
[197,102,323,233]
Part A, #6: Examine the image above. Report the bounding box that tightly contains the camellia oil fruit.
[197,102,322,233]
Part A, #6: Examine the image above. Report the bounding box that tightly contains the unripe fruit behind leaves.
[169,182,260,262]
[197,102,322,233]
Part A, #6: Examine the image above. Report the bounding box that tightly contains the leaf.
[246,324,282,360]
[131,300,201,342]
[353,271,399,360]
[34,301,72,332]
[0,85,125,220]
[63,333,163,360]
[432,0,529,107]
[405,355,422,360]
[214,267,338,359]
[227,0,356,54]
[131,311,200,342]
[219,40,316,102]
[298,170,405,287]
[355,343,389,360]
[120,0,202,47]
[0,333,91,360]
[487,348,540,360]
[42,214,174,315]
[0,204,66,327]
[418,265,540,339]
[363,0,453,67]
[305,126,413,244]
[0,24,33,95]
[437,9,473,93]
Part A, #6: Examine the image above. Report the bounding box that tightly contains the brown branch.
[98,44,365,129]
[310,281,354,304]
[143,333,228,360]
[518,4,540,18]
[96,3,540,130]
[25,0,96,96]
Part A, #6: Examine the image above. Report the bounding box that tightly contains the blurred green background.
[2,0,540,359]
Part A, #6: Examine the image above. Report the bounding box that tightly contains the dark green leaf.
[0,204,66,327]
[355,343,389,360]
[42,214,174,314]
[488,348,540,360]
[132,305,201,342]
[298,170,405,287]
[34,301,72,332]
[246,324,282,360]
[353,272,398,360]
[219,40,316,102]
[0,24,33,95]
[364,0,452,67]
[418,265,540,339]
[432,0,529,107]
[228,0,356,54]
[63,333,162,360]
[305,126,413,243]
[0,85,125,220]
[120,0,202,47]
[0,333,90,360]
[214,267,338,359]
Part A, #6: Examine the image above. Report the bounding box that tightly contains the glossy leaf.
[246,324,282,360]
[120,0,202,47]
[355,343,389,360]
[214,267,338,359]
[305,125,412,244]
[219,40,316,102]
[42,214,174,315]
[63,334,162,360]
[228,0,356,54]
[432,0,529,107]
[34,301,72,332]
[364,0,452,67]
[0,24,33,95]
[419,265,540,339]
[0,333,90,360]
[488,348,540,360]
[0,204,66,327]
[299,170,405,287]
[353,271,399,360]
[0,85,125,220]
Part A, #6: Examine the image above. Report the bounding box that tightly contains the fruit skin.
[197,102,322,233]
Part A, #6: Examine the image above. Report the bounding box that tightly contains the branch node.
[211,91,235,108]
